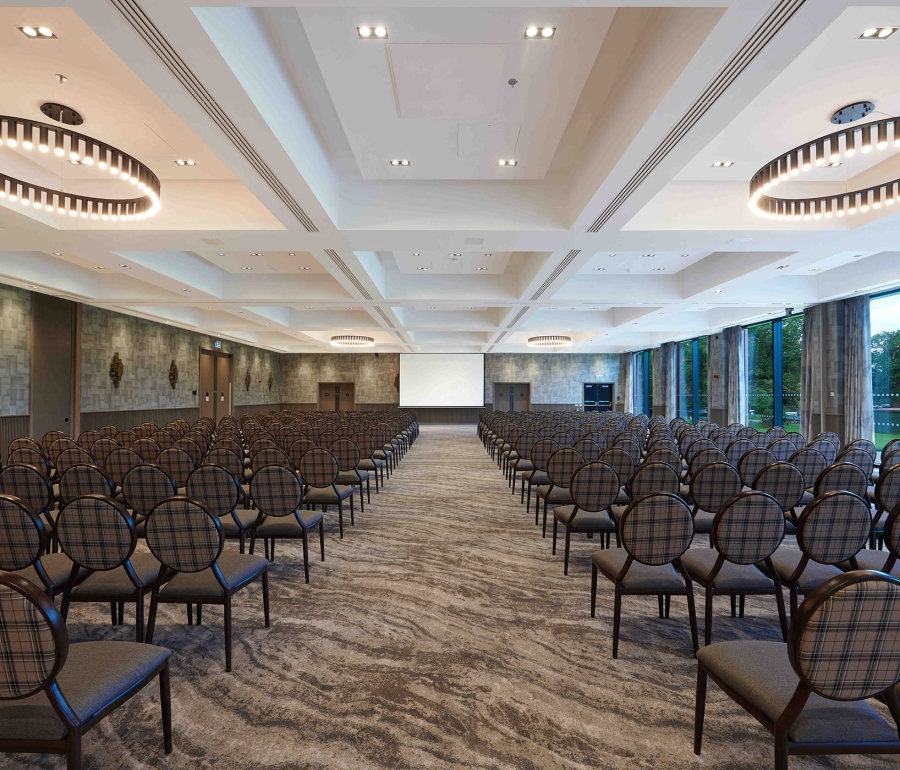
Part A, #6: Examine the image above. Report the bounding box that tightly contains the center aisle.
[25,424,889,770]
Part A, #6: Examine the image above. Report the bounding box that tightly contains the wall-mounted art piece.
[109,352,124,388]
[244,370,251,391]
[168,359,179,389]
[268,372,274,391]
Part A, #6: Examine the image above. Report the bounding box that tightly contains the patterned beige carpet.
[4,424,896,769]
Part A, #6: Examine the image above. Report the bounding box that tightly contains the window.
[632,349,653,417]
[745,313,803,433]
[677,337,708,423]
[870,290,900,450]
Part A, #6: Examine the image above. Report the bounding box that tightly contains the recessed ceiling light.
[416,267,429,271]
[217,252,225,257]
[476,267,488,271]
[715,289,724,293]
[820,161,842,168]
[427,306,435,309]
[26,284,37,289]
[809,267,822,272]
[52,252,61,256]
[19,26,56,39]
[288,252,295,256]
[298,266,310,270]
[241,266,252,270]
[593,267,605,271]
[357,25,388,39]
[346,306,353,310]
[653,267,666,271]
[306,306,313,309]
[712,161,734,167]
[498,159,517,166]
[205,306,212,309]
[642,253,655,257]
[450,253,461,257]
[412,252,419,256]
[119,264,131,269]
[525,26,555,39]
[390,159,410,166]
[860,26,897,39]
[238,311,244,314]
[68,159,80,165]
[776,265,790,269]
[174,160,196,166]
[93,266,105,270]
[681,253,689,257]
[250,252,263,256]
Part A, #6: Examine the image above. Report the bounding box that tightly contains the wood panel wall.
[79,407,199,432]
[0,415,31,463]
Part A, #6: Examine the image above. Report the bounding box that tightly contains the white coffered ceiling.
[1,0,899,355]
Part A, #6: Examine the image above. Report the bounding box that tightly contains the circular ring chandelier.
[330,335,375,348]
[527,335,572,348]
[749,116,900,220]
[0,115,161,221]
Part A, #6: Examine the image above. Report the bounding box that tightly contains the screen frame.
[398,352,486,408]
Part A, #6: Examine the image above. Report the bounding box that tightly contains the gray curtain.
[662,341,677,422]
[631,353,644,415]
[619,353,633,413]
[800,303,823,440]
[652,347,665,416]
[843,295,874,441]
[724,325,746,426]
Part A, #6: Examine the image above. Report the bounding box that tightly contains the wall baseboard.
[80,407,199,432]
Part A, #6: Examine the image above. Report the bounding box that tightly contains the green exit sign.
[595,374,603,381]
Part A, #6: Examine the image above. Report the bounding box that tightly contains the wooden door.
[338,383,355,411]
[493,383,509,412]
[215,354,232,420]
[199,350,216,421]
[513,383,531,412]
[319,383,336,411]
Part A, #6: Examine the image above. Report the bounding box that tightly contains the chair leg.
[187,604,193,625]
[542,497,548,538]
[319,520,325,560]
[301,528,310,584]
[197,604,203,625]
[262,569,270,627]
[146,589,159,644]
[366,477,371,504]
[612,587,622,659]
[739,595,745,618]
[564,528,572,576]
[705,589,714,646]
[160,661,173,754]
[552,516,558,555]
[774,728,789,770]
[338,501,344,539]
[224,596,233,672]
[66,725,82,770]
[658,595,665,619]
[693,666,707,755]
[775,587,789,642]
[349,494,355,526]
[686,584,699,654]
[136,591,145,643]
[590,565,598,617]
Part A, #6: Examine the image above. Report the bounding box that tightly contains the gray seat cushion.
[71,552,162,597]
[160,552,268,597]
[511,459,534,472]
[554,506,616,532]
[0,641,170,740]
[522,470,549,486]
[682,548,774,591]
[536,486,574,505]
[337,470,368,485]
[592,549,687,592]
[697,640,899,744]
[220,509,260,535]
[255,509,324,535]
[15,552,81,593]
[303,485,354,504]
[843,549,899,577]
[768,548,843,594]
[358,458,384,471]
[692,510,715,534]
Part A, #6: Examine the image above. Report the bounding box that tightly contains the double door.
[583,382,613,412]
[493,383,531,412]
[199,349,233,421]
[319,382,355,411]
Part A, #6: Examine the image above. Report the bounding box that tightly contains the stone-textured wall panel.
[0,287,30,416]
[484,354,621,404]
[280,354,399,404]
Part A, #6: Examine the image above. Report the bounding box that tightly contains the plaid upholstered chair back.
[56,447,96,475]
[318,431,340,449]
[710,428,735,452]
[646,433,674,452]
[250,465,303,516]
[131,425,151,439]
[57,495,136,571]
[766,426,788,440]
[185,431,210,453]
[249,438,278,459]
[0,465,53,516]
[145,497,223,574]
[736,426,756,440]
[0,495,46,571]
[97,425,119,439]
[90,437,119,470]
[814,463,869,499]
[767,438,795,462]
[836,447,875,481]
[530,439,560,472]
[0,573,67,699]
[884,504,900,560]
[76,430,101,451]
[48,437,78,467]
[598,447,635,484]
[204,447,243,481]
[351,432,376,459]
[846,438,876,459]
[684,437,715,463]
[875,465,900,513]
[546,448,584,488]
[797,491,871,565]
[106,447,143,486]
[808,438,837,466]
[172,437,203,465]
[619,493,694,566]
[550,432,574,449]
[750,432,771,449]
[151,430,176,452]
[628,461,681,499]
[213,437,243,458]
[788,572,900,700]
[572,438,602,463]
[691,462,742,514]
[737,448,776,488]
[41,430,67,455]
[299,449,340,488]
[157,448,196,488]
[186,464,240,517]
[570,462,619,512]
[724,438,753,467]
[644,447,681,474]
[583,432,609,452]
[712,491,784,565]
[329,439,360,473]
[122,464,177,517]
[613,438,642,463]
[7,448,50,478]
[288,438,318,468]
[254,447,293,471]
[115,430,138,448]
[8,437,44,458]
[751,461,805,512]
[59,464,114,504]
[688,448,727,477]
[813,431,842,453]
[788,447,827,489]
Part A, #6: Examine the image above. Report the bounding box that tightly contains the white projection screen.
[399,354,485,407]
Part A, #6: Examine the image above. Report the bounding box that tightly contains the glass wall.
[677,337,708,423]
[746,313,803,432]
[871,291,900,450]
[632,349,653,417]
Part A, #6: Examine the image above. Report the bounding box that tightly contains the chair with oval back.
[521,439,559,517]
[55,447,96,476]
[0,464,55,531]
[59,464,115,505]
[835,446,875,483]
[115,430,138,448]
[156,447,195,491]
[737,447,777,488]
[590,492,698,658]
[187,463,253,552]
[752,462,806,531]
[106,447,144,489]
[352,432,384,492]
[330,438,369,510]
[76,430,101,451]
[298,448,355,540]
[537,447,584,538]
[121,464,177,538]
[813,463,869,500]
[90,437,119,470]
[808,438,837,466]
[172,437,203,466]
[7,447,51,479]
[41,430,67,456]
[690,462,743,541]
[151,430,176,452]
[97,424,119,439]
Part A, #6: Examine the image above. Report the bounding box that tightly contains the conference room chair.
[844,501,900,576]
[812,462,869,499]
[186,463,253,553]
[521,438,558,517]
[0,463,56,533]
[298,448,355,538]
[807,438,837,466]
[172,437,203,467]
[121,464,177,538]
[0,572,173,769]
[597,447,636,505]
[590,492,698,658]
[55,448,96,477]
[552,461,619,574]
[151,430,176,451]
[105,447,143,493]
[509,432,538,494]
[41,430,67,456]
[694,571,900,770]
[250,463,325,581]
[768,438,796,463]
[537,447,584,538]
[58,495,161,642]
[144,497,269,672]
[97,424,119,439]
[737,447,777,489]
[0,493,77,600]
[330,438,370,509]
[689,462,743,542]
[724,437,753,469]
[751,461,805,532]
[353,431,384,492]
[682,491,788,645]
[766,491,871,615]
[836,447,875,484]
[9,436,45,458]
[88,437,118,471]
[58,464,115,506]
[75,430,101,451]
[872,464,900,547]
[156,447,195,492]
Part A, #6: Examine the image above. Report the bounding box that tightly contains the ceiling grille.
[530,250,581,300]
[506,307,531,328]
[587,0,807,233]
[110,0,319,232]
[324,249,373,300]
[373,306,395,328]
